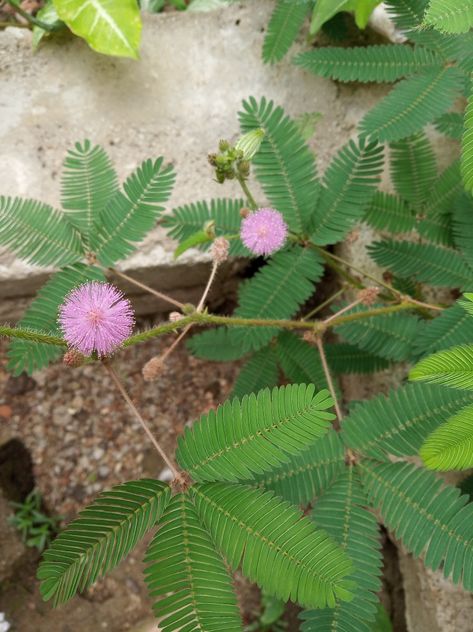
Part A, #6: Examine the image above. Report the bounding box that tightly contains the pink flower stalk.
[59,282,134,357]
[240,207,288,256]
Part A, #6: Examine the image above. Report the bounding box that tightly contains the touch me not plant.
[2,94,473,630]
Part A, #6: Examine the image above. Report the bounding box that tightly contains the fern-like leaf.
[187,327,249,361]
[426,160,462,215]
[384,0,429,31]
[232,346,279,399]
[92,158,175,265]
[462,87,473,194]
[334,305,421,361]
[8,264,105,376]
[341,383,473,459]
[239,97,320,232]
[301,467,382,632]
[363,192,416,234]
[192,482,354,608]
[163,198,247,257]
[359,67,464,142]
[252,430,345,505]
[263,0,310,64]
[38,480,171,606]
[453,192,473,268]
[61,140,118,247]
[295,45,442,83]
[325,343,390,374]
[368,240,473,287]
[0,196,82,267]
[420,403,473,471]
[144,493,242,632]
[275,331,329,392]
[424,0,473,34]
[410,344,473,390]
[176,384,334,482]
[434,112,464,140]
[414,303,473,355]
[311,138,384,245]
[359,460,473,590]
[390,132,436,206]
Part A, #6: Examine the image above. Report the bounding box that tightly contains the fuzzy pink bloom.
[240,207,288,256]
[59,282,134,357]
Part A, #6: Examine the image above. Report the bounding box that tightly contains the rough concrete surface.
[0,0,388,318]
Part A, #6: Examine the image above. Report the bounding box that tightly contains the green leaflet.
[263,0,311,63]
[301,467,382,632]
[363,192,416,234]
[453,192,473,269]
[359,67,464,142]
[423,0,473,34]
[38,480,171,606]
[187,327,250,361]
[425,160,462,216]
[53,0,142,59]
[368,240,473,287]
[232,345,279,399]
[239,97,320,233]
[61,140,119,247]
[163,198,247,257]
[176,384,335,482]
[414,303,473,355]
[311,139,384,246]
[384,0,429,31]
[275,331,329,392]
[462,86,473,194]
[341,383,473,459]
[434,112,464,140]
[359,460,473,590]
[192,482,355,608]
[295,45,442,83]
[410,344,473,390]
[0,196,82,267]
[144,494,242,632]
[8,264,105,376]
[390,133,436,207]
[252,430,345,505]
[92,158,175,266]
[325,343,391,374]
[334,304,421,361]
[420,403,473,471]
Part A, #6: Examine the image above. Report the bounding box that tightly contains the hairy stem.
[235,173,258,210]
[196,261,219,313]
[0,326,66,347]
[315,336,342,429]
[302,287,347,321]
[322,297,363,326]
[103,360,184,481]
[110,268,185,310]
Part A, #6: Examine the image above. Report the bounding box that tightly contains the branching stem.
[103,360,184,482]
[235,173,258,210]
[315,336,342,429]
[110,267,185,310]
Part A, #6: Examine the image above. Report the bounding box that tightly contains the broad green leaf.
[32,1,64,49]
[53,0,142,59]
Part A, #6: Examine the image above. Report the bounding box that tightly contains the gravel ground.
[0,328,239,520]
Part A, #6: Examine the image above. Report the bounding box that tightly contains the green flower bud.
[235,128,265,161]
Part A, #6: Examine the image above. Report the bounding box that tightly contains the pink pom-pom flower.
[59,282,134,357]
[240,207,288,256]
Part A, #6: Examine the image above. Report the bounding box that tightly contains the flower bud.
[169,311,184,323]
[63,349,85,367]
[358,287,380,306]
[235,128,265,160]
[142,357,165,382]
[211,237,230,264]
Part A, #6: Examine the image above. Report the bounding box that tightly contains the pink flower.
[240,207,288,256]
[59,282,134,357]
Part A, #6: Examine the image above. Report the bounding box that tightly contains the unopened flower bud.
[240,207,250,218]
[142,357,165,382]
[218,139,230,152]
[238,160,250,177]
[235,128,265,160]
[358,287,380,306]
[208,153,217,166]
[211,237,230,264]
[169,311,183,323]
[63,349,85,367]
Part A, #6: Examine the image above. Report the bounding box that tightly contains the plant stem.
[103,360,183,481]
[235,173,258,210]
[322,297,362,326]
[302,287,347,321]
[4,0,59,30]
[110,268,185,310]
[0,326,66,347]
[315,337,342,429]
[196,261,219,313]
